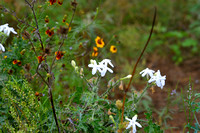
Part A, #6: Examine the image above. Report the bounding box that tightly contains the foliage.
[181,83,200,132]
[0,0,200,132]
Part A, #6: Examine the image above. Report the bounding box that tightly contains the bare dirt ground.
[146,53,200,132]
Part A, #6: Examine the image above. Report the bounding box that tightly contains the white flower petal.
[0,43,5,52]
[132,115,137,121]
[10,28,17,34]
[132,124,136,133]
[140,68,155,78]
[135,122,142,128]
[126,123,132,129]
[125,117,132,121]
[92,68,97,75]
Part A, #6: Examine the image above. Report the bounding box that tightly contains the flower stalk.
[120,7,157,127]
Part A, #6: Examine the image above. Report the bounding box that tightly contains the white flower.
[126,115,142,133]
[88,59,103,75]
[88,59,114,77]
[0,23,17,36]
[99,59,114,77]
[148,70,166,89]
[140,68,155,78]
[0,43,5,52]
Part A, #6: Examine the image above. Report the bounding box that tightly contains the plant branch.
[36,64,49,87]
[25,0,44,50]
[50,6,77,71]
[120,7,157,126]
[1,5,35,28]
[28,38,38,57]
[48,86,61,133]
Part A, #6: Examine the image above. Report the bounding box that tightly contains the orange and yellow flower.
[95,36,105,48]
[55,51,64,60]
[66,23,71,32]
[12,60,18,65]
[45,28,54,37]
[37,56,45,63]
[13,60,22,66]
[110,45,117,53]
[92,47,98,57]
[49,0,56,5]
[57,0,63,5]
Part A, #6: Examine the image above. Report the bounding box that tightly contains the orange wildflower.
[49,0,56,5]
[92,47,98,57]
[66,23,71,32]
[13,60,22,66]
[35,92,39,97]
[12,60,18,65]
[110,45,117,53]
[55,51,64,60]
[95,36,105,48]
[45,28,54,37]
[37,56,45,63]
[57,0,63,5]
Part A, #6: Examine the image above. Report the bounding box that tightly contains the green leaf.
[182,39,198,47]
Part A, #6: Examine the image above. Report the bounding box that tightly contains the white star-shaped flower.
[0,23,17,36]
[126,115,142,133]
[99,59,114,77]
[148,70,166,89]
[140,68,155,78]
[88,59,103,75]
[88,59,114,77]
[0,43,5,52]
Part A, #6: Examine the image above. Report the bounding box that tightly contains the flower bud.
[71,60,76,68]
[116,100,123,110]
[109,115,114,123]
[20,49,26,55]
[119,81,123,90]
[47,73,51,77]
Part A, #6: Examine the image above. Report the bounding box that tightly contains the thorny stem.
[25,0,44,50]
[120,7,157,126]
[50,6,77,71]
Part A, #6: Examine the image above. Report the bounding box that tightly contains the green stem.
[135,84,151,105]
[193,113,200,126]
[100,79,121,98]
[181,88,188,122]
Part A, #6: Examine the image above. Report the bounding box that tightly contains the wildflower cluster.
[88,59,114,77]
[92,36,118,57]
[140,68,166,89]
